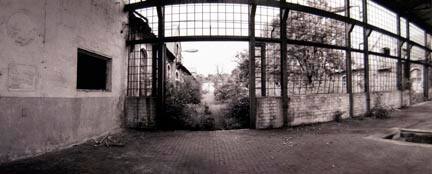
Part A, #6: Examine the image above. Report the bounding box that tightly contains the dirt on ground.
[1,102,432,174]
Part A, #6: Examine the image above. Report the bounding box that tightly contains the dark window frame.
[76,48,112,92]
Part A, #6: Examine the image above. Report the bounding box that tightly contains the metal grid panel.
[286,0,346,16]
[165,3,249,37]
[255,6,280,38]
[410,63,424,94]
[128,0,146,4]
[136,7,158,36]
[409,23,425,46]
[351,52,365,93]
[287,11,346,47]
[255,43,281,97]
[350,0,363,21]
[410,46,426,61]
[351,25,364,50]
[255,46,263,97]
[127,44,156,97]
[401,42,409,59]
[264,43,281,96]
[400,17,407,38]
[368,55,397,92]
[367,1,397,34]
[286,44,346,95]
[368,31,398,56]
[428,34,432,50]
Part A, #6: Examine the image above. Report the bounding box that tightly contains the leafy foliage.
[163,76,203,129]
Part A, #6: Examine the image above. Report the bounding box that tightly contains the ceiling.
[375,0,432,33]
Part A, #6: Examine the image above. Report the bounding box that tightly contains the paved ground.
[1,102,432,174]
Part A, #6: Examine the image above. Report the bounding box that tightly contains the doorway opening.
[162,42,250,130]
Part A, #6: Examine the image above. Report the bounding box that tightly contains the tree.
[236,0,346,87]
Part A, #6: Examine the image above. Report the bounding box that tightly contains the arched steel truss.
[125,0,432,128]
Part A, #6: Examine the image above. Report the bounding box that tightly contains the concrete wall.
[288,94,350,126]
[256,97,283,129]
[125,97,157,129]
[256,90,414,128]
[0,0,128,163]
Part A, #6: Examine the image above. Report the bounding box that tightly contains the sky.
[180,42,248,76]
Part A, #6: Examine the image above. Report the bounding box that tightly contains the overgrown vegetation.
[213,68,250,129]
[366,94,391,119]
[367,106,391,119]
[162,76,212,130]
[333,111,344,122]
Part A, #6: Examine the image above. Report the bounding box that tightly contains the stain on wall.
[8,64,37,91]
[6,11,38,46]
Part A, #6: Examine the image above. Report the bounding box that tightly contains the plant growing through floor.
[333,111,344,122]
[366,93,391,119]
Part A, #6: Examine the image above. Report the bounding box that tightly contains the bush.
[162,76,202,130]
[367,106,390,119]
[201,117,216,130]
[223,97,250,129]
[333,111,344,122]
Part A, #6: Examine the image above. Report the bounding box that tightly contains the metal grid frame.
[410,23,425,46]
[367,0,397,34]
[368,55,397,92]
[125,0,432,127]
[165,3,249,37]
[368,31,398,57]
[287,10,346,47]
[137,7,159,36]
[286,45,346,95]
[351,52,365,93]
[255,6,280,38]
[127,44,156,97]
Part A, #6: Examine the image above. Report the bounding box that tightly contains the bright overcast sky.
[181,42,248,76]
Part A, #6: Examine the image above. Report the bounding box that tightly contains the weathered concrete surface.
[0,0,128,163]
[2,102,432,174]
[0,97,123,163]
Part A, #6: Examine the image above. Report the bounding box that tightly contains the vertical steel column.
[396,15,403,90]
[405,20,411,88]
[249,3,257,129]
[345,0,353,118]
[157,5,166,118]
[280,6,289,126]
[260,44,266,97]
[362,0,371,113]
[424,32,429,100]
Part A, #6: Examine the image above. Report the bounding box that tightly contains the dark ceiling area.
[376,0,432,33]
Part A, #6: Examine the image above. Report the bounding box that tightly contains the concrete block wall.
[353,93,367,116]
[263,90,413,127]
[0,0,128,163]
[410,92,425,105]
[125,97,157,129]
[256,97,283,129]
[429,88,432,100]
[370,91,403,109]
[288,94,350,126]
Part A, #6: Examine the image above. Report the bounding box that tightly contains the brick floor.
[1,102,432,174]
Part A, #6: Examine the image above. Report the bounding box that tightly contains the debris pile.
[92,135,125,147]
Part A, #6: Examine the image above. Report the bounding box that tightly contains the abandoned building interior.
[1,0,432,166]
